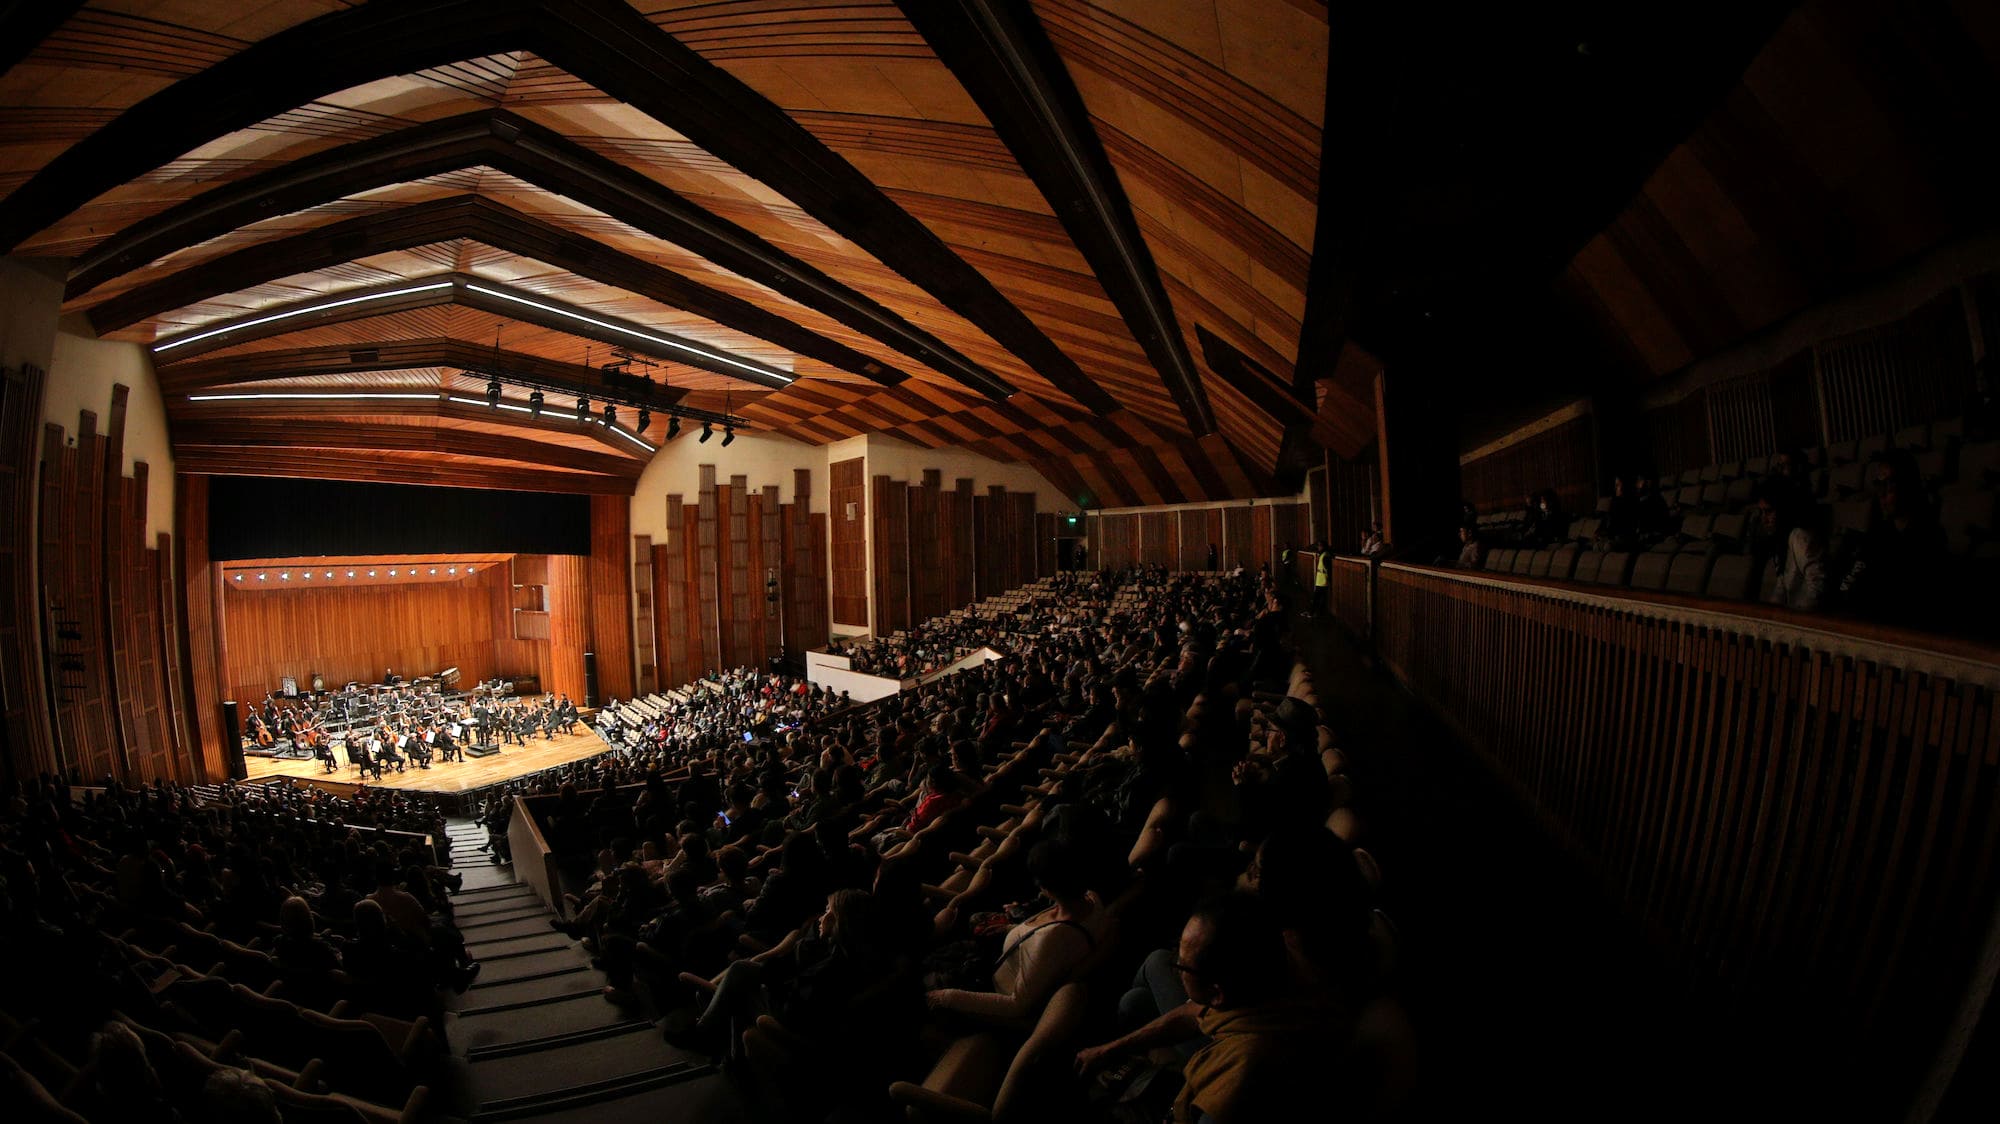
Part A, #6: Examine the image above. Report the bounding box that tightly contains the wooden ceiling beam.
[0,1,88,80]
[69,109,997,395]
[172,418,644,477]
[92,198,804,388]
[156,336,689,416]
[540,0,1116,410]
[173,447,638,496]
[0,0,1117,412]
[898,0,1212,437]
[165,395,651,458]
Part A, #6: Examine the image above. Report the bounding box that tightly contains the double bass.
[246,712,273,747]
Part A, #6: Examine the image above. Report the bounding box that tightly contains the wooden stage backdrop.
[223,563,528,706]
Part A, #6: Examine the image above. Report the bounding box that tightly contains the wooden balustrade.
[1348,559,2000,1088]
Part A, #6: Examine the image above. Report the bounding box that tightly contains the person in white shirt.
[926,839,1103,1029]
[1758,482,1825,610]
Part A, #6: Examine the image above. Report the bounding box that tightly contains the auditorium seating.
[1465,416,1998,619]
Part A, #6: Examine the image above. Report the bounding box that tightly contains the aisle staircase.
[436,819,747,1122]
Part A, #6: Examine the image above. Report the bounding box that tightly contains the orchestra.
[236,670,588,782]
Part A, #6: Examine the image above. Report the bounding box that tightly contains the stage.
[242,726,616,794]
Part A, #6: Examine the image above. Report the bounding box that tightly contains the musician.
[409,726,433,770]
[385,667,402,685]
[371,726,403,774]
[350,736,383,781]
[244,712,272,748]
[557,694,580,732]
[436,721,461,763]
[316,733,337,775]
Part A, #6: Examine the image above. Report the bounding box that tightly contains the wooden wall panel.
[632,533,656,694]
[872,474,910,635]
[222,567,513,705]
[1138,511,1176,568]
[1035,511,1058,577]
[41,414,117,780]
[541,552,590,702]
[1371,562,2000,1082]
[1249,505,1272,569]
[697,465,722,670]
[759,484,783,666]
[587,493,634,703]
[1094,512,1138,570]
[1222,504,1252,569]
[910,471,945,624]
[0,364,54,783]
[174,474,223,783]
[660,497,691,687]
[783,470,829,658]
[1460,413,1598,516]
[940,477,974,608]
[830,456,868,627]
[1268,501,1307,555]
[1815,290,1973,444]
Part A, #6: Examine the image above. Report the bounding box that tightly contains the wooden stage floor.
[243,728,615,794]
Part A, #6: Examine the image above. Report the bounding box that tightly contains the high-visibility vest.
[1315,553,1331,587]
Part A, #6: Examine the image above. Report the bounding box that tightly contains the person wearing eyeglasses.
[1167,893,1345,1124]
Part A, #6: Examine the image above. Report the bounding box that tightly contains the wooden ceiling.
[0,0,1332,503]
[3,1,1983,500]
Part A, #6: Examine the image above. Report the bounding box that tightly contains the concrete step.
[458,969,605,1013]
[468,1024,698,1108]
[470,948,592,986]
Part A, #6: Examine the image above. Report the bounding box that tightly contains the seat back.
[1940,491,1996,555]
[1510,550,1536,575]
[1827,463,1864,497]
[1675,485,1703,510]
[1593,551,1635,587]
[1743,455,1769,477]
[1570,550,1604,584]
[1665,551,1715,595]
[1958,441,2000,489]
[1485,548,1515,573]
[1546,544,1580,580]
[1724,477,1754,510]
[1526,549,1555,578]
[1629,551,1673,591]
[1705,553,1756,600]
[1857,432,1889,462]
[1698,463,1721,484]
[1894,423,1931,451]
[1709,512,1749,547]
[1679,513,1714,541]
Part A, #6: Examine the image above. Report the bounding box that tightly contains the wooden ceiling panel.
[0,0,1364,497]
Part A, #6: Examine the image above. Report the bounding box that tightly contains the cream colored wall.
[0,257,63,375]
[626,429,1065,642]
[45,332,177,541]
[628,429,828,543]
[860,433,1064,509]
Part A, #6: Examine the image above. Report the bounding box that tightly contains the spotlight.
[233,574,242,581]
[604,403,618,427]
[257,573,265,580]
[577,396,590,422]
[666,415,681,440]
[389,570,397,576]
[485,376,502,407]
[325,572,332,579]
[280,572,290,580]
[721,425,736,447]
[347,571,355,577]
[368,571,376,577]
[699,421,713,443]
[528,390,544,415]
[429,568,437,575]
[636,407,650,433]
[303,572,311,580]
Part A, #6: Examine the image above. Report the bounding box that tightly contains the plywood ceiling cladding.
[0,0,1340,504]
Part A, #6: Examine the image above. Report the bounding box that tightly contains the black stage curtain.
[207,477,591,560]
